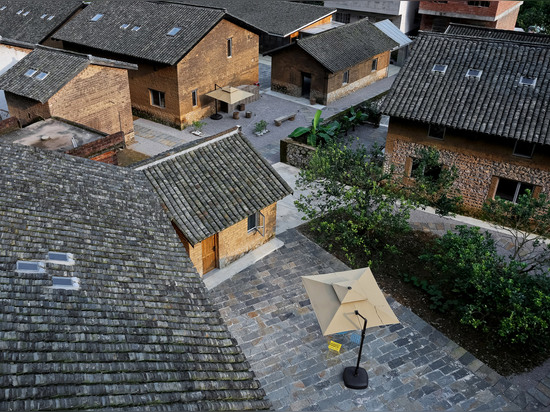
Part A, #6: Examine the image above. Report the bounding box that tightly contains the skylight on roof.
[52,276,80,290]
[24,69,37,77]
[23,10,29,16]
[35,72,49,81]
[519,76,537,87]
[167,27,181,36]
[16,9,23,14]
[120,23,129,29]
[40,13,47,19]
[47,15,54,20]
[131,25,141,31]
[90,13,103,22]
[466,69,482,78]
[16,261,45,273]
[0,6,6,11]
[432,64,447,74]
[47,252,75,265]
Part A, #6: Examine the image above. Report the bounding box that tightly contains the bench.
[274,113,297,127]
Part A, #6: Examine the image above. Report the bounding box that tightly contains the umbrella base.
[210,113,223,120]
[343,366,368,389]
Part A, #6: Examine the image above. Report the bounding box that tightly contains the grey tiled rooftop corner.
[209,229,548,411]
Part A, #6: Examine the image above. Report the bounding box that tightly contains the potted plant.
[191,120,206,136]
[254,120,268,136]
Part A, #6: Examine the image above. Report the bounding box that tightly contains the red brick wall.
[65,131,124,165]
[0,117,20,136]
[49,64,135,143]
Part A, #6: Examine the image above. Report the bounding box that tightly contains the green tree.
[482,190,550,275]
[517,0,550,33]
[406,147,462,216]
[295,140,413,266]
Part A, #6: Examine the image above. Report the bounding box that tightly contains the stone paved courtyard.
[208,229,542,411]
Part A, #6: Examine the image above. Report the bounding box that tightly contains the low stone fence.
[280,138,315,169]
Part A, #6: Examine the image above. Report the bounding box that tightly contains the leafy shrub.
[254,120,267,133]
[420,226,550,345]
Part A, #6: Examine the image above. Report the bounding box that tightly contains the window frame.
[191,89,198,107]
[247,211,265,236]
[494,177,534,203]
[513,140,535,158]
[372,58,378,72]
[342,70,349,85]
[227,37,233,58]
[149,89,166,108]
[428,123,445,140]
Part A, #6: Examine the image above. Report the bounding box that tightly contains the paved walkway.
[209,229,542,411]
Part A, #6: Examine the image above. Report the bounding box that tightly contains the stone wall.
[385,118,550,210]
[0,117,20,136]
[280,138,316,169]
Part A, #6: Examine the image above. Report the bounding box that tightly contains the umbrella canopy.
[302,267,399,336]
[205,86,253,105]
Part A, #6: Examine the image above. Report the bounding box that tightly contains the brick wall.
[49,64,135,143]
[0,117,20,135]
[182,203,277,276]
[177,19,259,125]
[65,131,125,165]
[326,51,390,104]
[385,118,550,210]
[289,15,334,40]
[5,93,51,126]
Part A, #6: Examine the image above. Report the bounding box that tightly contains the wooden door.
[202,234,218,274]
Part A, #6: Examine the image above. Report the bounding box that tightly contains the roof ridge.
[419,30,550,49]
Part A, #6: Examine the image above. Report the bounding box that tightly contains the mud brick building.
[0,39,32,117]
[0,140,270,410]
[135,127,292,275]
[381,29,550,211]
[269,18,397,105]
[418,0,522,32]
[0,46,136,142]
[53,0,259,129]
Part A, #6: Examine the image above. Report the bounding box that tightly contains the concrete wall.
[183,203,277,276]
[49,64,134,143]
[385,117,550,210]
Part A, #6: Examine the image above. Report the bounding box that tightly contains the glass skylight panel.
[40,13,47,19]
[519,76,537,87]
[47,15,54,20]
[35,72,49,81]
[0,6,6,11]
[120,23,129,29]
[47,252,75,265]
[16,261,45,273]
[131,25,141,31]
[16,9,23,14]
[466,69,482,78]
[167,27,181,36]
[24,69,37,77]
[432,64,447,73]
[52,276,80,290]
[23,10,29,16]
[90,13,103,22]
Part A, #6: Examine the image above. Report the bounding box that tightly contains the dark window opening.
[428,124,445,139]
[372,58,378,71]
[247,213,258,231]
[411,158,442,179]
[513,140,535,158]
[150,89,165,108]
[495,178,533,203]
[192,89,198,107]
[343,70,349,84]
[227,38,232,58]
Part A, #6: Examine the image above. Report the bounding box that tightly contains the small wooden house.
[0,46,136,142]
[269,18,398,105]
[135,127,293,275]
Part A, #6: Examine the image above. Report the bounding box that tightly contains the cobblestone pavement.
[209,229,548,411]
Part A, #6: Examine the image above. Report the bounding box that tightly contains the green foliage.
[420,226,550,345]
[406,147,462,216]
[192,120,206,132]
[254,120,267,133]
[361,100,381,126]
[341,106,369,134]
[482,190,550,274]
[289,109,341,147]
[295,139,413,266]
[517,0,549,33]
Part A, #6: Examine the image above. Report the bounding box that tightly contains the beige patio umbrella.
[206,86,253,105]
[301,267,399,389]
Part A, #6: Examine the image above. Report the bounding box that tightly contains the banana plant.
[289,109,340,147]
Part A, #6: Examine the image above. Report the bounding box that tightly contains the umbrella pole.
[343,310,368,389]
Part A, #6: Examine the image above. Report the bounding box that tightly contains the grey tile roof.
[0,0,83,44]
[177,0,336,37]
[0,47,89,103]
[53,0,225,65]
[380,32,550,146]
[0,141,270,411]
[135,129,293,245]
[0,46,136,103]
[292,18,398,73]
[446,23,550,45]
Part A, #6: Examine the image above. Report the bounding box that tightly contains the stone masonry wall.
[385,118,550,210]
[281,138,316,169]
[49,64,135,143]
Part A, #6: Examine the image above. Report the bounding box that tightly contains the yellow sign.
[328,341,342,352]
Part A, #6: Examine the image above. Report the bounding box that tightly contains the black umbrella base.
[343,366,368,389]
[210,113,223,120]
